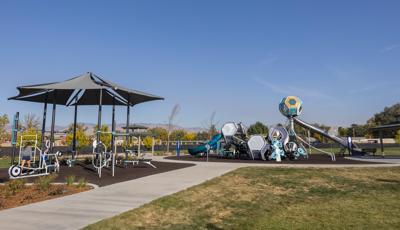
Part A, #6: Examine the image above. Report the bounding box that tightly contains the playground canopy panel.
[9,72,164,106]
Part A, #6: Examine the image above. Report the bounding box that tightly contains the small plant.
[65,175,75,186]
[5,179,26,196]
[76,178,87,189]
[48,186,64,196]
[35,174,56,191]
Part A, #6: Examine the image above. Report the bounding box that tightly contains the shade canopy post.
[50,91,57,152]
[111,96,116,152]
[97,89,103,143]
[72,97,78,159]
[41,92,49,151]
[126,98,130,147]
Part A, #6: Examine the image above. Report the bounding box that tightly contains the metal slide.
[293,117,350,148]
[293,118,366,156]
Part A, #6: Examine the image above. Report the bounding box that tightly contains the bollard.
[176,140,181,158]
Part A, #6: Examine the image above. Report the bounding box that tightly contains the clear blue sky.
[0,0,399,128]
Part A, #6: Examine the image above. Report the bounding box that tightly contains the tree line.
[1,102,399,147]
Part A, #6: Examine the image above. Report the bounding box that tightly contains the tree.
[202,111,219,139]
[65,123,90,151]
[183,132,196,141]
[209,124,218,138]
[338,127,348,137]
[396,130,400,144]
[196,131,210,141]
[0,114,9,146]
[21,113,40,131]
[310,123,331,143]
[367,103,400,126]
[170,130,187,141]
[167,104,180,153]
[247,122,269,136]
[367,103,400,138]
[148,127,168,141]
[349,124,368,137]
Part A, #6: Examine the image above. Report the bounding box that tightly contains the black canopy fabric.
[9,89,75,105]
[9,72,164,106]
[122,124,149,130]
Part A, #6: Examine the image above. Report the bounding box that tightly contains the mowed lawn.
[85,167,400,230]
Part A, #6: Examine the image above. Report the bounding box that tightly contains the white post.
[308,130,311,155]
[112,144,116,177]
[138,136,141,155]
[276,152,281,162]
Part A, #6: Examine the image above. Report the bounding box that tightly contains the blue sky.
[0,0,399,129]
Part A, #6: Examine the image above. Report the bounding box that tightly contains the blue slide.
[188,134,223,155]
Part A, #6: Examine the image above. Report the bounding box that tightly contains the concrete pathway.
[0,156,399,230]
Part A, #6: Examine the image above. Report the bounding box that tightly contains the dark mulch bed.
[166,154,383,164]
[0,161,195,187]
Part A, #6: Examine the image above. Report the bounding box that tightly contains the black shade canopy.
[9,72,164,106]
[122,124,149,130]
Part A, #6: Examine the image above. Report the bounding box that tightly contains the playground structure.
[189,96,365,162]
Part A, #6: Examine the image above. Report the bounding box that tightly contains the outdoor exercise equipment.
[92,139,114,178]
[9,72,164,175]
[10,112,19,165]
[118,133,157,169]
[8,133,61,179]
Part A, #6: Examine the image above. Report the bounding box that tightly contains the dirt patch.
[0,183,89,210]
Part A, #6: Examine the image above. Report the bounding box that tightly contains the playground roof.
[122,124,149,130]
[9,72,164,106]
[370,123,400,131]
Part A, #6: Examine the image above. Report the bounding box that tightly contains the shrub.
[35,174,56,191]
[48,186,64,196]
[5,179,25,196]
[143,136,154,150]
[65,175,75,186]
[76,178,87,189]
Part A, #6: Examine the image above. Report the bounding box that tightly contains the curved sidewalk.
[0,156,398,230]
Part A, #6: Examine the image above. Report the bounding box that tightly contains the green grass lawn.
[85,167,400,230]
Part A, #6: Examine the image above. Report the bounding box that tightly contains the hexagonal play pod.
[221,122,239,137]
[247,135,269,160]
[279,96,303,118]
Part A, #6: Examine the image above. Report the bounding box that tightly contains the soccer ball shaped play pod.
[279,96,303,118]
[8,165,21,178]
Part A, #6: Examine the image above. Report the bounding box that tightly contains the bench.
[361,148,377,154]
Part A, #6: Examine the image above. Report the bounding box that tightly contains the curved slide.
[188,134,223,155]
